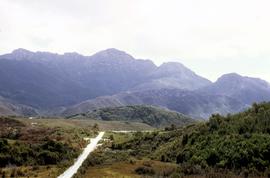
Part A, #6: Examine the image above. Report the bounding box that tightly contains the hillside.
[63,89,245,119]
[111,102,270,176]
[68,105,194,128]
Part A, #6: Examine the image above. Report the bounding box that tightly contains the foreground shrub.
[135,166,155,175]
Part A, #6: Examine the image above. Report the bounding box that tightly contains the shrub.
[135,166,155,175]
[38,151,59,165]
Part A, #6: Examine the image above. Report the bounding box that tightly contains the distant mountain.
[68,105,194,128]
[0,48,210,110]
[62,89,245,119]
[132,62,211,91]
[200,73,270,105]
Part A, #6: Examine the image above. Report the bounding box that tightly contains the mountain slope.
[132,62,211,91]
[200,73,270,105]
[68,105,194,128]
[62,89,245,118]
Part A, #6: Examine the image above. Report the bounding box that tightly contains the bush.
[135,166,155,175]
[38,151,59,164]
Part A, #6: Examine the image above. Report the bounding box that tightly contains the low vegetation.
[0,117,96,178]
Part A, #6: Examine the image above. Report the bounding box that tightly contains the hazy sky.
[1,0,270,82]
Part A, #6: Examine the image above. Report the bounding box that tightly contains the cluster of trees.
[112,102,270,176]
[175,102,270,173]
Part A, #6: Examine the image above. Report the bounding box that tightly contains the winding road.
[58,132,105,178]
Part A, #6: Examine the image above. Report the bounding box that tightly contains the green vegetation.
[76,102,270,178]
[0,117,96,178]
[0,138,77,166]
[2,102,270,177]
[69,105,194,128]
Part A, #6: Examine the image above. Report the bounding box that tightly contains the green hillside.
[79,102,270,177]
[68,105,195,128]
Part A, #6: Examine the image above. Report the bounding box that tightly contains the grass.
[104,132,137,144]
[19,117,154,131]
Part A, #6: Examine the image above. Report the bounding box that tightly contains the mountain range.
[0,48,269,118]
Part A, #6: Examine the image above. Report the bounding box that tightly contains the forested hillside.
[68,105,194,128]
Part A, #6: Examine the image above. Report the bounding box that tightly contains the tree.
[92,123,99,133]
[182,134,188,146]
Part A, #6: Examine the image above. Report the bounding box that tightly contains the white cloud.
[0,0,270,82]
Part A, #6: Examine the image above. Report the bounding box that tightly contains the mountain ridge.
[0,48,269,118]
[0,48,211,109]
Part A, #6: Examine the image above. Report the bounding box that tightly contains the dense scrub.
[175,102,270,173]
[111,102,270,177]
[0,138,77,166]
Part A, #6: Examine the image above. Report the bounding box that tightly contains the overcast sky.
[1,0,270,82]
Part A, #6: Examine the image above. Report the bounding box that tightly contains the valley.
[2,0,270,177]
